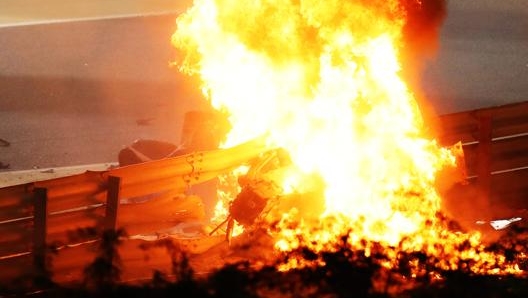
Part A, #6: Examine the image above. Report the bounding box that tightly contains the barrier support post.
[476,112,492,212]
[104,176,121,231]
[33,187,48,278]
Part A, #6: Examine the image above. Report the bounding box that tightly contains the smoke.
[398,0,448,138]
[400,0,448,59]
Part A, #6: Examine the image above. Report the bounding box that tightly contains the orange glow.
[173,0,521,274]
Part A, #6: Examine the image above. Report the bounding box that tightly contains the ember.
[171,0,527,280]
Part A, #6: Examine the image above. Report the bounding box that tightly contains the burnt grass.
[2,225,528,298]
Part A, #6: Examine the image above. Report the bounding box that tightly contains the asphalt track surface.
[0,14,208,170]
[0,1,527,171]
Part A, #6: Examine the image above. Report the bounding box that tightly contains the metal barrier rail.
[437,101,528,211]
[1,99,528,283]
[0,139,267,282]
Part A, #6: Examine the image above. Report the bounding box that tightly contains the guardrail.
[437,101,528,214]
[1,101,527,286]
[0,139,266,285]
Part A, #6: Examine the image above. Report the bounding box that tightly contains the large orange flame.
[173,0,521,274]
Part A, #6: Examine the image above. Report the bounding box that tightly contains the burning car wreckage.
[118,132,325,245]
[116,125,522,250]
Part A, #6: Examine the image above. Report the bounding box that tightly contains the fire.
[173,0,522,275]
